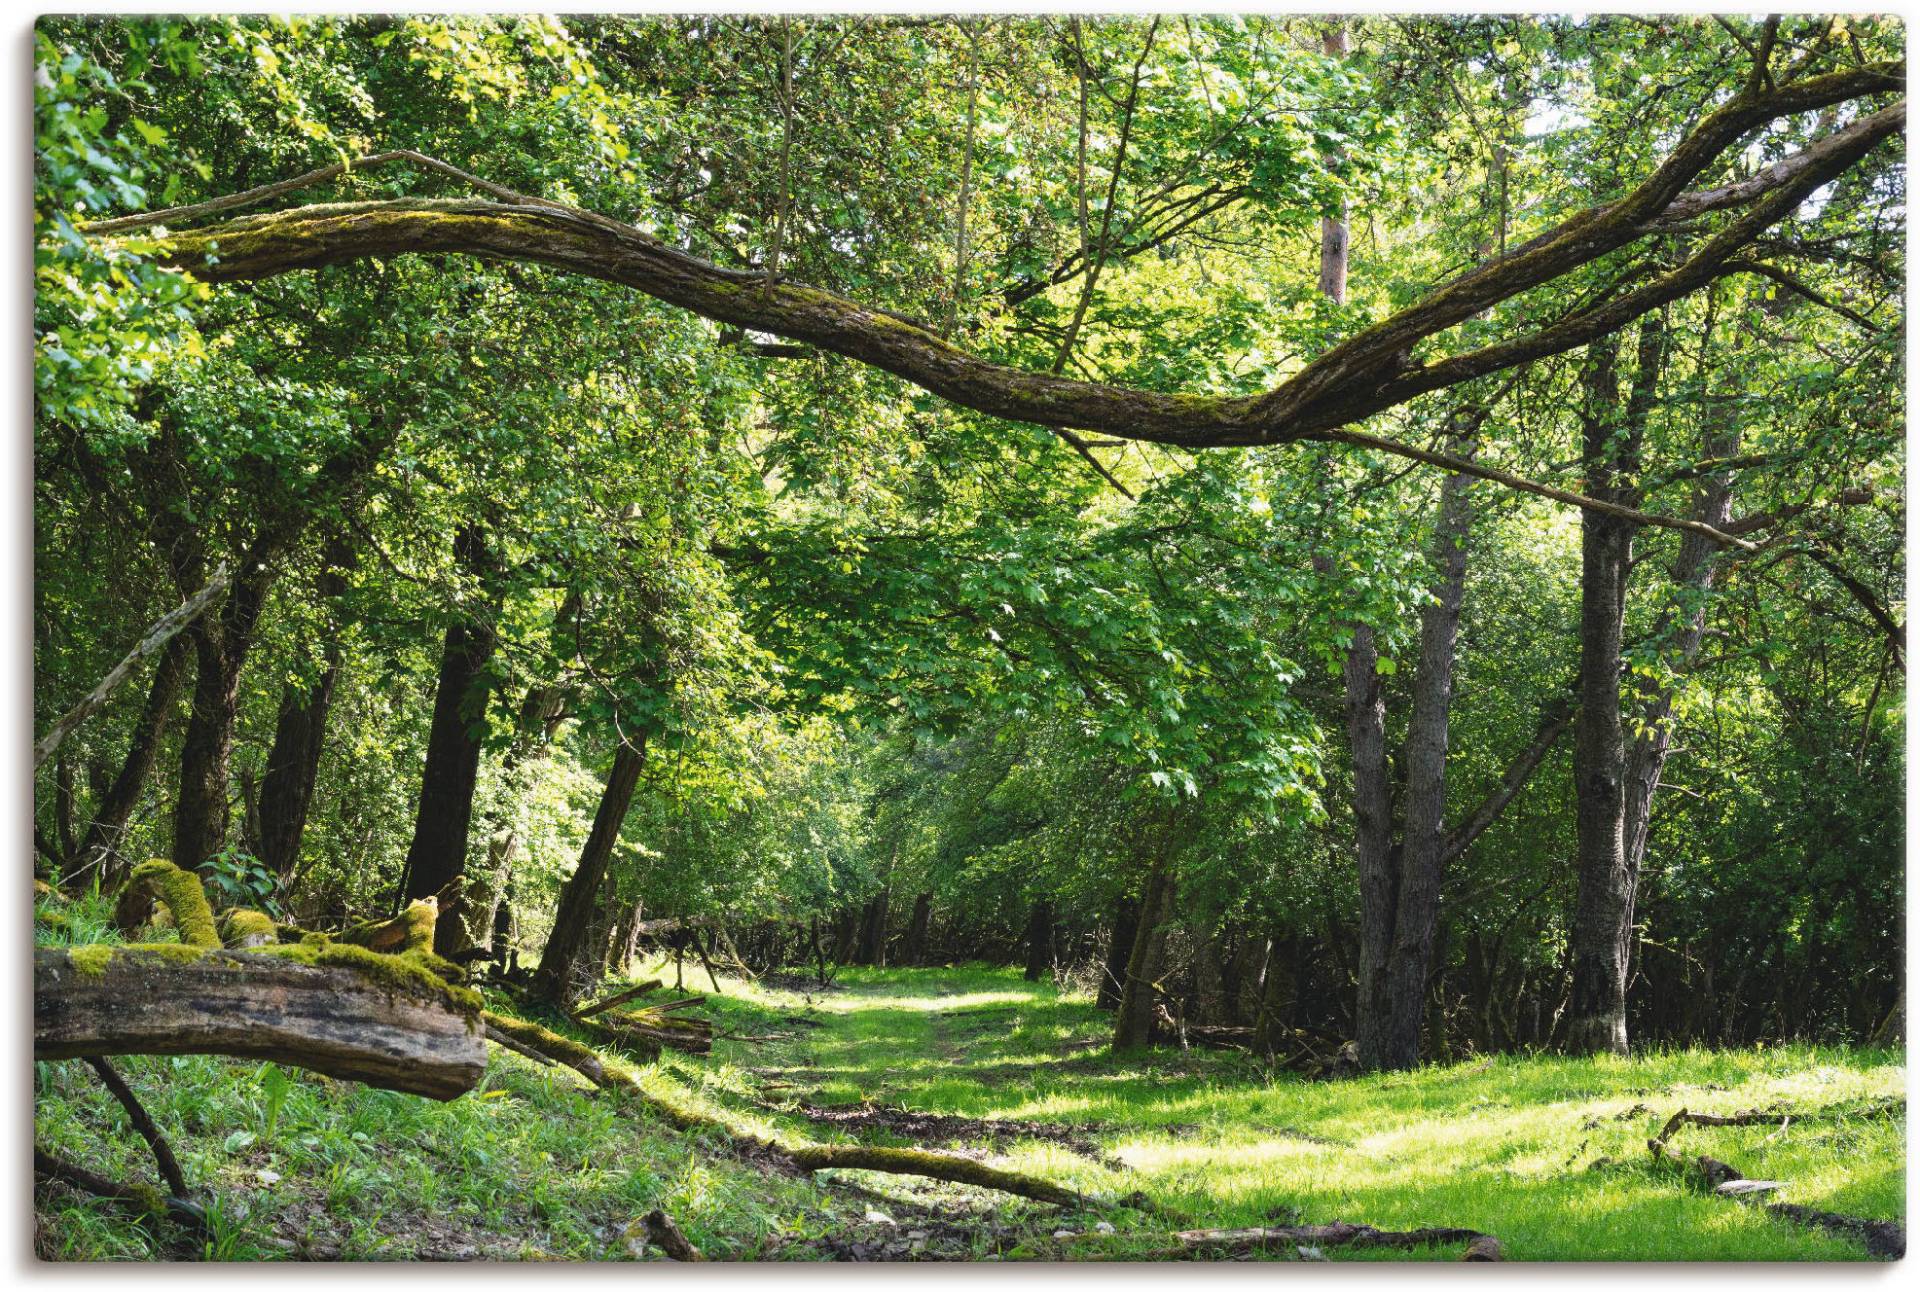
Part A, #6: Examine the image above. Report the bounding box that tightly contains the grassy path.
[669,962,1905,1261]
[33,943,1905,1261]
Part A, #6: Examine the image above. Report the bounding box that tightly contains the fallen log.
[484,1023,558,1067]
[1177,1222,1503,1261]
[1655,1099,1904,1146]
[36,945,486,1100]
[1647,1133,1904,1258]
[574,980,663,1020]
[645,995,708,1014]
[588,1013,712,1056]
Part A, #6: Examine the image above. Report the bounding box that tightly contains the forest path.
[667,960,1907,1261]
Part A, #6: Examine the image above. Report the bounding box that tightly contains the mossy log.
[36,945,486,1100]
[574,980,663,1020]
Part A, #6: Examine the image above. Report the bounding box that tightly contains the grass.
[34,904,1906,1261]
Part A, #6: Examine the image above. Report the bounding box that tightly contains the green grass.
[34,907,1905,1261]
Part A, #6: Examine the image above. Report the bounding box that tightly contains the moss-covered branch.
[84,66,1902,546]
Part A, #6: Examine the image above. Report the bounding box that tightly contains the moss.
[67,944,118,978]
[121,942,218,966]
[218,907,280,948]
[341,900,438,954]
[482,1011,609,1075]
[122,860,220,949]
[255,941,482,1017]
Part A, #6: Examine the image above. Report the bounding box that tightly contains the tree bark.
[1371,454,1478,1069]
[1345,620,1398,1066]
[855,889,891,968]
[401,526,502,952]
[109,77,1899,521]
[531,736,648,1003]
[1567,315,1666,1055]
[902,891,933,966]
[1317,22,1350,305]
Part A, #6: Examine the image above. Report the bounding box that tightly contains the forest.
[31,11,1905,1262]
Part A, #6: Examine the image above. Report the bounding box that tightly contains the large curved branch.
[85,75,1900,546]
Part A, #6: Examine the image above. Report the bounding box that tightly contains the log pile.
[571,982,715,1056]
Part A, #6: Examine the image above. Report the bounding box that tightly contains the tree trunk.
[1098,895,1141,1011]
[1022,898,1055,982]
[531,736,647,1003]
[1345,623,1398,1065]
[903,891,933,966]
[1113,860,1176,1050]
[456,683,565,959]
[855,890,891,968]
[1191,915,1227,1023]
[170,567,270,873]
[66,634,189,890]
[257,549,352,879]
[401,527,501,952]
[1372,455,1478,1070]
[1623,430,1739,874]
[1566,317,1664,1055]
[1316,22,1350,305]
[831,907,859,963]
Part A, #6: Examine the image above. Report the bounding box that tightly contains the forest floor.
[33,936,1907,1262]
